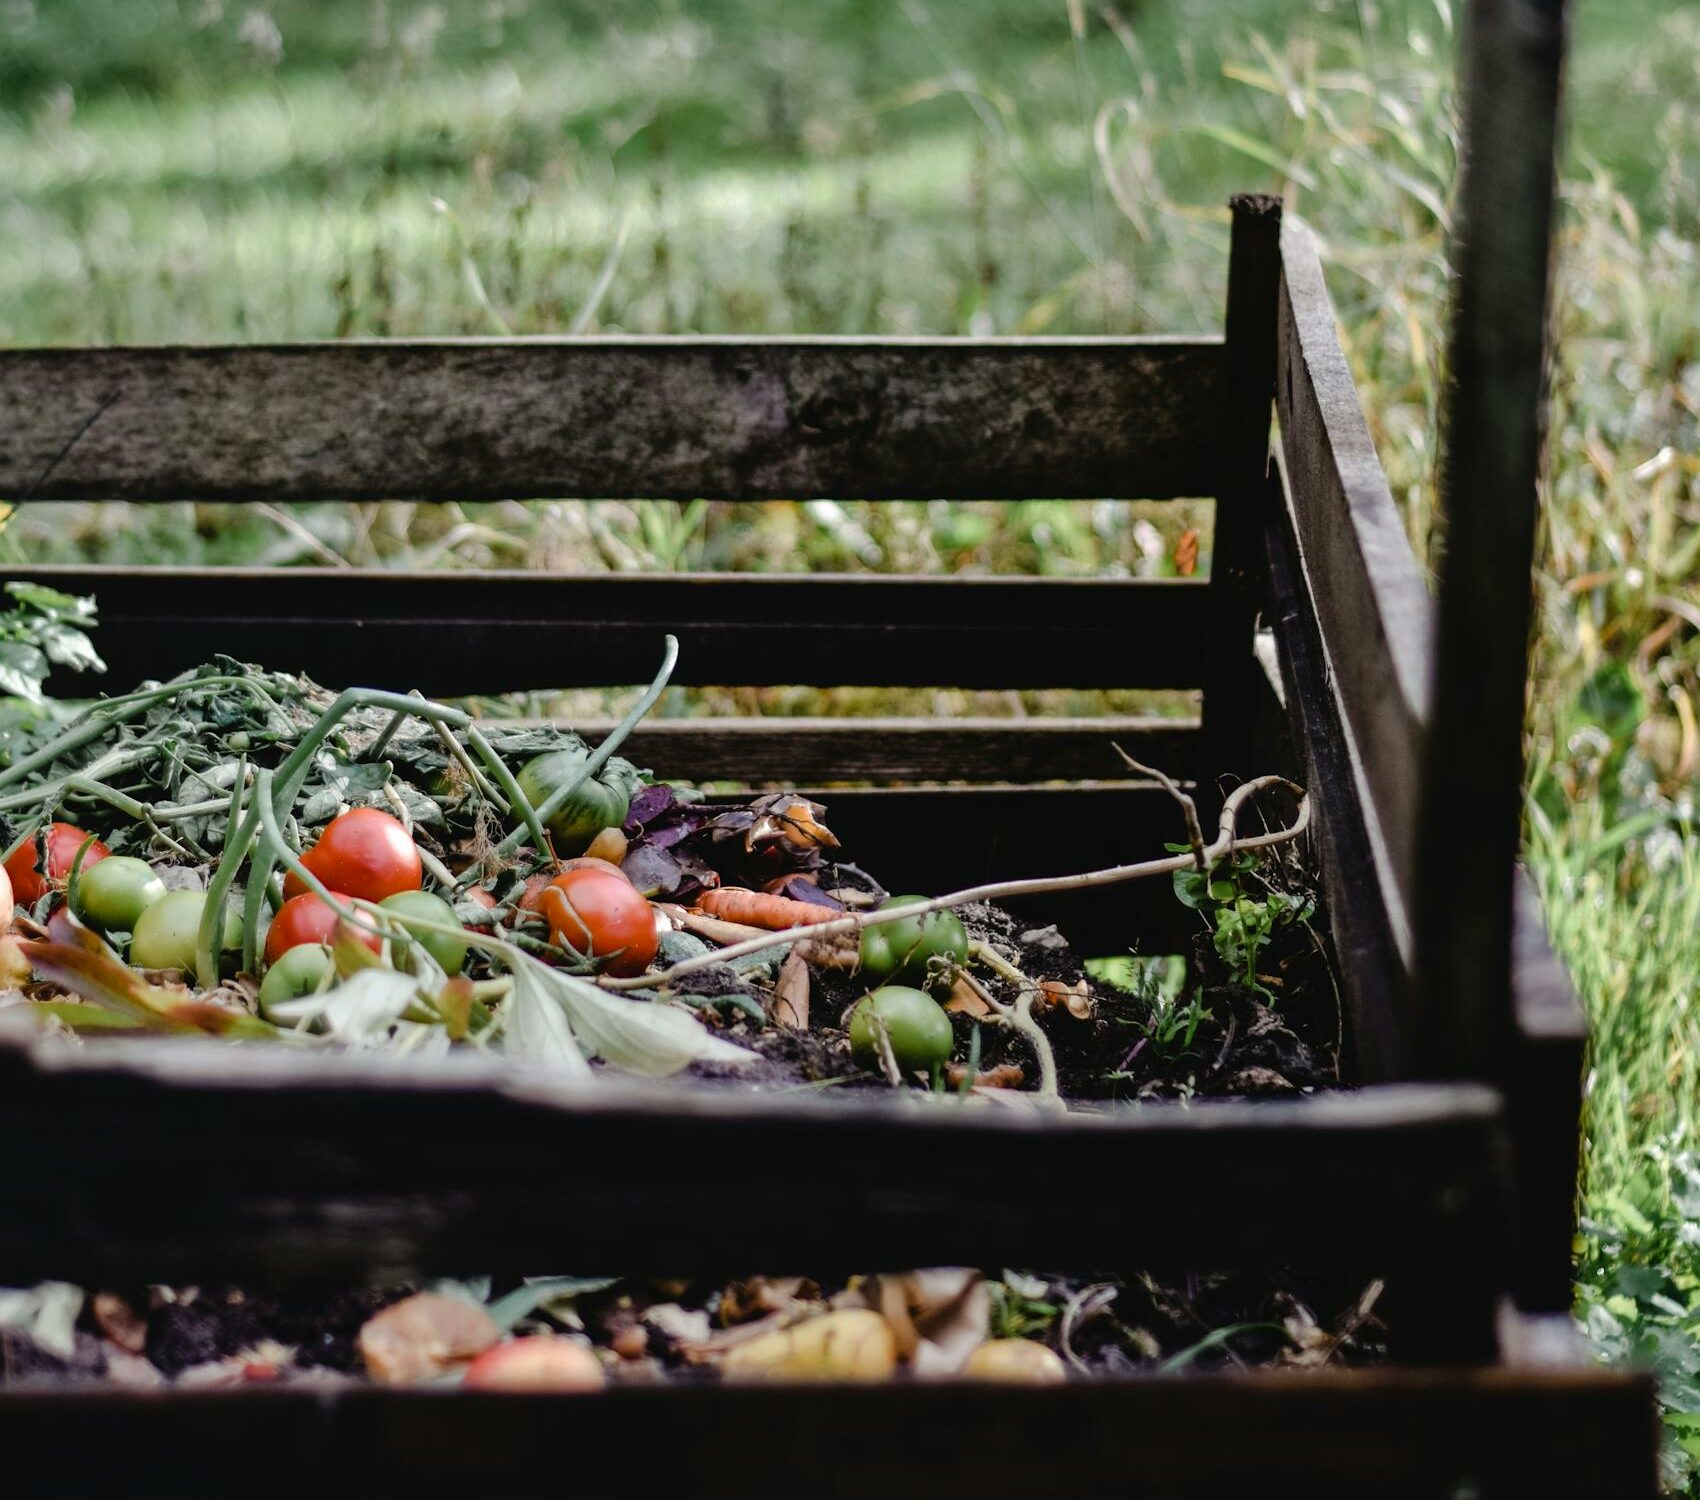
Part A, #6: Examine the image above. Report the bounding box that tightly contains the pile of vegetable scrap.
[0,1267,1388,1392]
[0,594,1329,1103]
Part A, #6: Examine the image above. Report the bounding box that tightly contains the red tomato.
[537,867,658,977]
[515,859,627,918]
[284,808,421,905]
[264,890,381,964]
[5,822,110,906]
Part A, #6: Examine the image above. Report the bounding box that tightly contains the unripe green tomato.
[380,890,469,974]
[848,985,955,1074]
[858,895,969,990]
[515,751,631,856]
[129,889,239,972]
[72,855,166,933]
[259,943,334,1017]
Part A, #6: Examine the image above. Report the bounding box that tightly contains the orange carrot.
[697,887,841,931]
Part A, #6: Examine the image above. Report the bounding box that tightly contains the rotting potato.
[721,1309,898,1382]
[961,1339,1069,1383]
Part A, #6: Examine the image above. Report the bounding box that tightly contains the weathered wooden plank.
[0,1365,1658,1500]
[1199,193,1283,807]
[1506,873,1586,1312]
[1414,0,1569,1085]
[571,714,1199,785]
[797,785,1205,952]
[0,337,1225,503]
[1263,473,1410,1083]
[0,566,1211,694]
[0,1031,1510,1282]
[1275,224,1434,938]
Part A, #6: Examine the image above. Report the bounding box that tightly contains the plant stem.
[483,633,679,866]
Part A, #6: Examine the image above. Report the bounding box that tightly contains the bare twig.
[1113,743,1206,869]
[600,773,1308,992]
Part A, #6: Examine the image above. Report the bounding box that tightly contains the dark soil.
[684,865,1342,1104]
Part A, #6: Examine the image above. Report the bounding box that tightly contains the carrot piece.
[697,888,841,931]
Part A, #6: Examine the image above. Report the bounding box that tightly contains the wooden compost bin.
[0,3,1661,1492]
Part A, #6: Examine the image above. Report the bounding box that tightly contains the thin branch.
[1112,742,1206,869]
[599,773,1309,992]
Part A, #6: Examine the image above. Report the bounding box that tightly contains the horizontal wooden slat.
[570,714,1199,784]
[800,785,1203,952]
[0,1366,1657,1500]
[0,1025,1510,1282]
[1276,225,1434,944]
[1,566,1210,693]
[0,337,1224,503]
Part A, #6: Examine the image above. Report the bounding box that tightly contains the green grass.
[2,0,1699,1480]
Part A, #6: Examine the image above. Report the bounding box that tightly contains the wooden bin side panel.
[0,1366,1658,1500]
[0,338,1223,503]
[0,1037,1510,1285]
[1275,223,1433,951]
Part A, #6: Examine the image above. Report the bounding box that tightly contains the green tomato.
[380,890,468,974]
[848,985,955,1074]
[515,750,634,856]
[858,895,969,990]
[72,855,166,933]
[258,943,333,1017]
[129,889,238,972]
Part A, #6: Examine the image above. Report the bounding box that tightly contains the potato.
[722,1309,898,1382]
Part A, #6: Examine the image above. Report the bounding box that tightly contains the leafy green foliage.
[1172,850,1314,997]
[988,1276,1061,1342]
[0,583,104,703]
[1577,1144,1700,1489]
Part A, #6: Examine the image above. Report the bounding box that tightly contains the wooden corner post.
[1201,193,1283,810]
[1414,0,1568,1082]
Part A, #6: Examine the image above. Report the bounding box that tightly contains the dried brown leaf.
[943,973,994,1017]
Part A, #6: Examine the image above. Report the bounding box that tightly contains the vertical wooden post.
[1200,193,1283,810]
[1414,0,1568,1082]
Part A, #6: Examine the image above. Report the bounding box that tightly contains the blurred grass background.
[2,0,1698,1478]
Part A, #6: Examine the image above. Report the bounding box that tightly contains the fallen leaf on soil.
[358,1292,500,1385]
[944,974,994,1017]
[772,950,810,1029]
